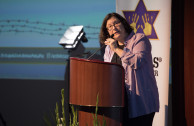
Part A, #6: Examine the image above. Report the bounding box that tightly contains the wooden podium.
[69,57,125,126]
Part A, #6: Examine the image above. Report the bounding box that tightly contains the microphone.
[87,34,114,60]
[109,34,114,39]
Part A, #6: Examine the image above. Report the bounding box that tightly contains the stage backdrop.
[0,0,115,80]
[116,0,171,126]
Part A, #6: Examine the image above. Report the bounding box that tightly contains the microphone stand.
[87,34,114,60]
[87,44,105,60]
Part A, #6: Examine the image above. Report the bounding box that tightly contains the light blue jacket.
[104,32,159,118]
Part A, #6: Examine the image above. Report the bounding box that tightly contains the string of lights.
[0,19,101,29]
[0,19,100,40]
[0,25,99,35]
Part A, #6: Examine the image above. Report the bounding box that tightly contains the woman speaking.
[99,12,159,126]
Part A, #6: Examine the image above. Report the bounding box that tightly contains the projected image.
[0,0,115,80]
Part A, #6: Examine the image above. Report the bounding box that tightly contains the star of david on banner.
[122,0,159,39]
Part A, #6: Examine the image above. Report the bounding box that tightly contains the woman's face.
[106,16,127,42]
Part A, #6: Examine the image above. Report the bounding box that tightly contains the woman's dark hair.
[99,12,133,44]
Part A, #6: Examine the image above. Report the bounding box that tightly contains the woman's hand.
[104,38,118,52]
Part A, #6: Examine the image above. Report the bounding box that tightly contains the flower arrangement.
[44,89,106,126]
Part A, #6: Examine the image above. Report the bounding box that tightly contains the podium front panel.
[69,57,125,107]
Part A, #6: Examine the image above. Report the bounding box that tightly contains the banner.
[116,0,171,126]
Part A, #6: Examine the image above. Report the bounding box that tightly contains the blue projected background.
[0,0,116,80]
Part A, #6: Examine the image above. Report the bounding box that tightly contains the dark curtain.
[172,0,194,125]
[184,0,194,126]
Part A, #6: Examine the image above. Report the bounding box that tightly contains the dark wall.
[171,0,186,125]
[0,79,68,126]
